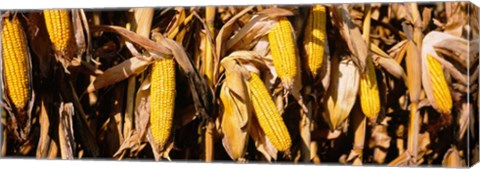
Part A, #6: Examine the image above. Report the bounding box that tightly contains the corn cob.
[426,54,452,114]
[268,17,297,89]
[43,9,72,55]
[359,56,380,118]
[150,58,176,147]
[246,72,291,151]
[304,5,327,78]
[2,16,31,112]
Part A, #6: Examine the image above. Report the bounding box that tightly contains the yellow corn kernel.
[304,5,327,78]
[426,54,452,114]
[268,17,297,89]
[359,56,380,118]
[43,9,72,54]
[2,16,31,112]
[150,58,176,147]
[246,72,291,151]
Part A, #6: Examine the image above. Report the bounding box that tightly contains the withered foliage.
[0,2,479,167]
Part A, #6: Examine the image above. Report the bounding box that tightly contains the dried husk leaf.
[227,15,276,52]
[323,56,360,130]
[257,7,294,19]
[216,6,255,58]
[135,75,152,140]
[373,54,407,80]
[86,56,152,93]
[370,124,391,164]
[348,105,366,166]
[218,57,252,161]
[113,73,152,159]
[71,9,87,59]
[219,84,250,161]
[332,5,368,73]
[249,116,278,162]
[405,41,422,103]
[89,25,172,57]
[444,2,465,37]
[58,102,75,160]
[456,102,470,142]
[36,100,52,158]
[442,146,464,167]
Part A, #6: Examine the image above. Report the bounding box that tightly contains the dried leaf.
[58,102,75,160]
[373,54,407,80]
[257,7,295,18]
[442,146,464,167]
[216,6,255,58]
[249,117,278,162]
[323,56,360,130]
[86,56,152,93]
[217,55,254,160]
[456,102,470,141]
[71,9,87,59]
[227,15,275,52]
[134,75,152,140]
[332,5,368,73]
[219,84,250,161]
[89,25,172,57]
[444,3,465,37]
[405,41,422,102]
[36,99,54,159]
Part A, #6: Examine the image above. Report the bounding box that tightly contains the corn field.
[0,2,479,167]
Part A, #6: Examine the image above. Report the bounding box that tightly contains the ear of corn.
[246,72,291,151]
[43,10,73,55]
[150,58,176,148]
[359,56,380,119]
[2,16,31,112]
[426,54,452,114]
[304,5,327,78]
[268,17,297,89]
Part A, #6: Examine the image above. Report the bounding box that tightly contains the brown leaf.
[71,9,87,59]
[456,102,470,141]
[249,117,278,162]
[257,7,295,18]
[58,102,75,160]
[218,54,254,161]
[323,56,360,130]
[86,56,152,93]
[219,84,250,161]
[332,5,368,73]
[35,100,51,158]
[216,6,255,58]
[444,2,465,37]
[89,25,172,57]
[373,54,407,80]
[227,14,275,52]
[113,131,147,159]
[442,146,464,167]
[370,124,391,164]
[134,75,152,139]
[405,41,422,103]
